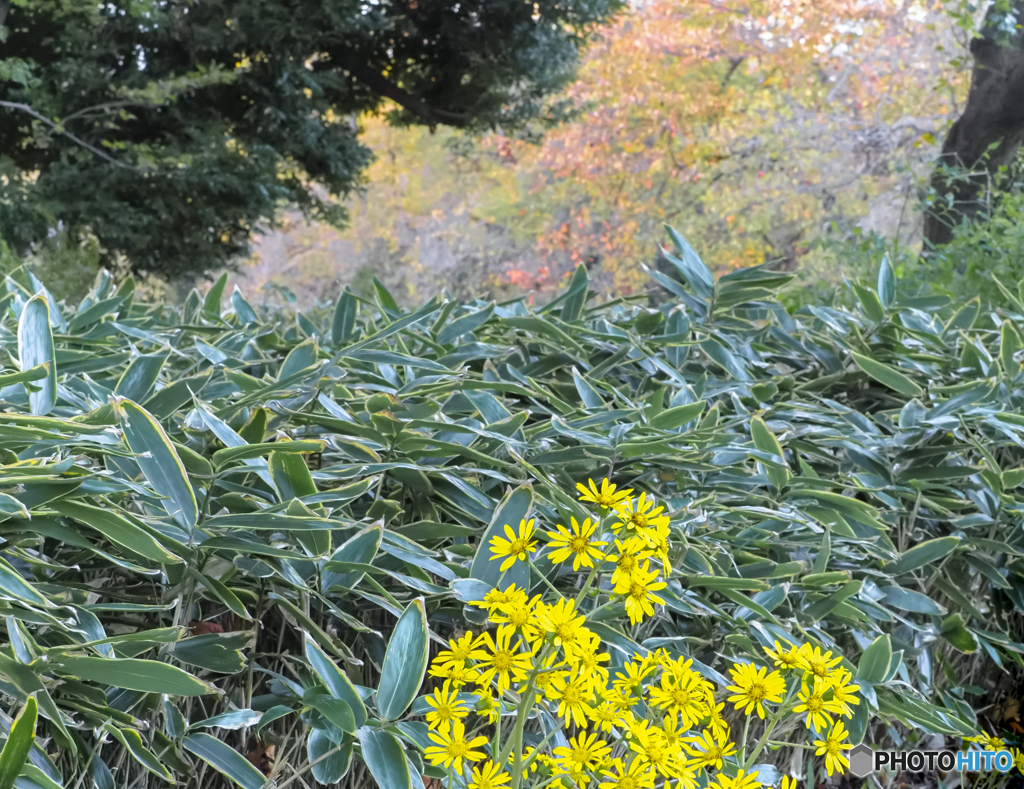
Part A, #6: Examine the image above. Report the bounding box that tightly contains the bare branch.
[0,100,139,170]
[323,48,471,128]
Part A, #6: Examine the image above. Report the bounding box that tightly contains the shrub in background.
[0,229,1020,788]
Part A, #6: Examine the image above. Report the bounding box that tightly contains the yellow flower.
[726,662,786,719]
[429,660,479,688]
[424,720,489,772]
[489,518,538,572]
[780,777,797,789]
[538,598,587,656]
[794,676,841,731]
[825,668,860,718]
[612,657,655,698]
[797,644,842,682]
[547,665,596,728]
[433,631,487,672]
[577,477,633,510]
[672,762,700,789]
[510,746,542,775]
[713,769,763,789]
[616,560,667,625]
[474,625,533,694]
[489,590,542,642]
[476,584,523,614]
[599,757,656,789]
[554,731,612,773]
[587,698,621,732]
[704,698,729,738]
[648,670,709,729]
[546,516,607,571]
[469,760,511,789]
[1011,748,1024,772]
[424,681,469,734]
[813,720,852,776]
[683,728,736,771]
[967,733,1007,751]
[628,721,676,778]
[613,492,670,546]
[763,640,803,671]
[474,692,499,724]
[608,538,653,587]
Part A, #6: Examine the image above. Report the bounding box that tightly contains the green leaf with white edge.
[750,416,790,490]
[304,633,367,728]
[231,286,259,325]
[470,482,533,590]
[52,500,182,565]
[1000,319,1023,376]
[322,523,383,592]
[279,338,318,380]
[857,634,892,683]
[203,272,228,316]
[309,729,352,785]
[877,253,895,308]
[103,724,172,782]
[880,586,946,615]
[332,289,358,345]
[271,447,328,555]
[0,557,52,608]
[437,302,494,345]
[0,364,50,388]
[0,493,28,519]
[560,264,589,323]
[114,352,169,403]
[850,352,923,396]
[571,367,605,409]
[212,439,324,468]
[377,598,429,721]
[358,727,411,789]
[886,536,960,576]
[17,295,56,416]
[182,733,266,789]
[188,710,262,731]
[117,399,198,529]
[649,400,705,430]
[305,693,356,734]
[56,656,214,696]
[0,696,36,789]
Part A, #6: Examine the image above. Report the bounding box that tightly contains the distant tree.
[924,0,1024,247]
[0,0,622,280]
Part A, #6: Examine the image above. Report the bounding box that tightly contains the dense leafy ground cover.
[0,231,1021,788]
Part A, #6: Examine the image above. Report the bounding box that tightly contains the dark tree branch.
[923,0,1024,247]
[323,48,471,129]
[0,100,140,170]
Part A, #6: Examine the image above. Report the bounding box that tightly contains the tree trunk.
[923,1,1024,248]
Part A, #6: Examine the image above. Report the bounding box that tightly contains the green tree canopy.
[0,0,621,280]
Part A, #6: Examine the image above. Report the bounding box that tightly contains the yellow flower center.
[671,688,692,707]
[617,554,636,572]
[446,740,469,759]
[492,651,513,672]
[561,685,583,706]
[630,513,649,529]
[806,695,823,713]
[745,681,768,703]
[825,738,842,757]
[507,538,531,555]
[569,535,589,553]
[629,582,646,601]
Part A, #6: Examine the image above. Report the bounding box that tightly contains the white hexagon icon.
[849,744,874,777]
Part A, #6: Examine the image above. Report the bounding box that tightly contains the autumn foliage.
[240,0,967,304]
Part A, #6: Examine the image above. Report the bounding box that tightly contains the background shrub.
[0,231,1021,788]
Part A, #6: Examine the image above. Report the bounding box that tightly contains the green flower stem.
[743,684,799,770]
[528,556,563,597]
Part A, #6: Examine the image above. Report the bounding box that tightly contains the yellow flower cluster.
[488,480,671,625]
[420,479,864,789]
